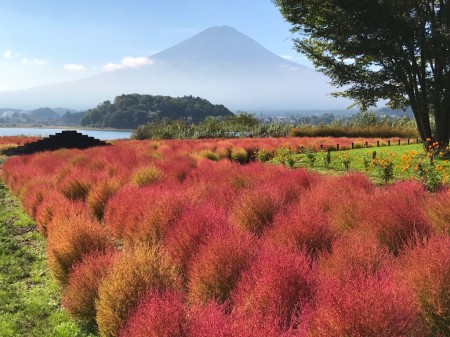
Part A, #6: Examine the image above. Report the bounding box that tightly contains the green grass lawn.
[0,183,97,337]
[272,143,450,186]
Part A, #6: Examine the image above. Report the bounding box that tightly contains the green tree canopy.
[80,94,233,129]
[274,0,450,146]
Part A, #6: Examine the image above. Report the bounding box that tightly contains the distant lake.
[0,127,132,140]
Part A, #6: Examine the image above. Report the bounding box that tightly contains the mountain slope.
[0,26,351,111]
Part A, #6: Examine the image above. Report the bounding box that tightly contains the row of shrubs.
[1,137,449,337]
[132,112,418,140]
[290,124,418,138]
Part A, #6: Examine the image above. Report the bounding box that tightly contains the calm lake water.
[0,127,132,140]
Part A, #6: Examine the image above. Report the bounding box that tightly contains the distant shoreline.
[0,125,135,132]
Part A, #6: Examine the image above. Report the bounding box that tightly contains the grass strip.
[0,182,97,337]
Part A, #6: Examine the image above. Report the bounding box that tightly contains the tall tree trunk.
[434,107,450,149]
[410,100,433,148]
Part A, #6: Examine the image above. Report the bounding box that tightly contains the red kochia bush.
[230,185,281,236]
[86,180,118,220]
[46,213,113,286]
[163,203,227,283]
[320,232,391,279]
[19,177,54,218]
[188,301,231,337]
[303,271,428,337]
[118,290,188,337]
[426,191,450,234]
[62,250,116,328]
[401,235,450,336]
[104,184,187,245]
[267,201,335,260]
[188,301,296,337]
[361,181,433,255]
[232,244,317,330]
[187,226,256,304]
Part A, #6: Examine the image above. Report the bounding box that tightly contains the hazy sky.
[0,0,310,92]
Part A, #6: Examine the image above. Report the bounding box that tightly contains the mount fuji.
[0,26,351,111]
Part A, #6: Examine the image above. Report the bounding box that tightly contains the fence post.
[326,149,331,165]
[336,144,340,151]
[372,151,377,160]
[377,140,380,147]
[320,144,323,150]
[352,142,354,149]
[398,139,401,146]
[365,141,368,148]
[388,140,391,146]
[407,138,410,145]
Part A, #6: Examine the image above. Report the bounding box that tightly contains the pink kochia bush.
[187,226,256,304]
[400,235,450,336]
[232,244,317,330]
[1,137,449,336]
[118,290,188,337]
[63,250,116,328]
[302,271,428,336]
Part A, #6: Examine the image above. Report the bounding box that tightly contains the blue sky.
[0,0,310,92]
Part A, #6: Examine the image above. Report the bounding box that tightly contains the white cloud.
[279,54,294,60]
[122,56,152,68]
[102,56,153,72]
[4,49,12,59]
[20,57,47,65]
[102,62,123,72]
[63,63,87,72]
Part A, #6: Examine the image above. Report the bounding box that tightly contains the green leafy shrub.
[131,165,163,186]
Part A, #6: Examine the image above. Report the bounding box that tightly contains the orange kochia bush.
[1,137,449,336]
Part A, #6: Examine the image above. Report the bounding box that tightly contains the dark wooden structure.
[4,130,110,156]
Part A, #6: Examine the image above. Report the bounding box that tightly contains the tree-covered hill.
[79,94,234,129]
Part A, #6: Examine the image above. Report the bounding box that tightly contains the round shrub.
[118,290,188,337]
[96,244,180,337]
[230,186,281,236]
[187,227,256,304]
[267,202,335,260]
[230,147,249,164]
[361,181,432,255]
[303,271,428,337]
[163,203,227,283]
[62,250,116,329]
[232,244,317,330]
[320,232,391,279]
[86,181,118,220]
[47,213,113,287]
[131,165,163,186]
[401,235,450,336]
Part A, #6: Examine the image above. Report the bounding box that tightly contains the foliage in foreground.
[2,137,449,337]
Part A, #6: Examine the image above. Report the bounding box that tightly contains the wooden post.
[326,149,331,165]
[407,138,410,145]
[377,140,380,147]
[398,139,401,146]
[352,142,354,149]
[372,151,377,160]
[336,144,340,151]
[365,141,368,148]
[320,144,323,150]
[388,140,391,146]
[416,138,419,144]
